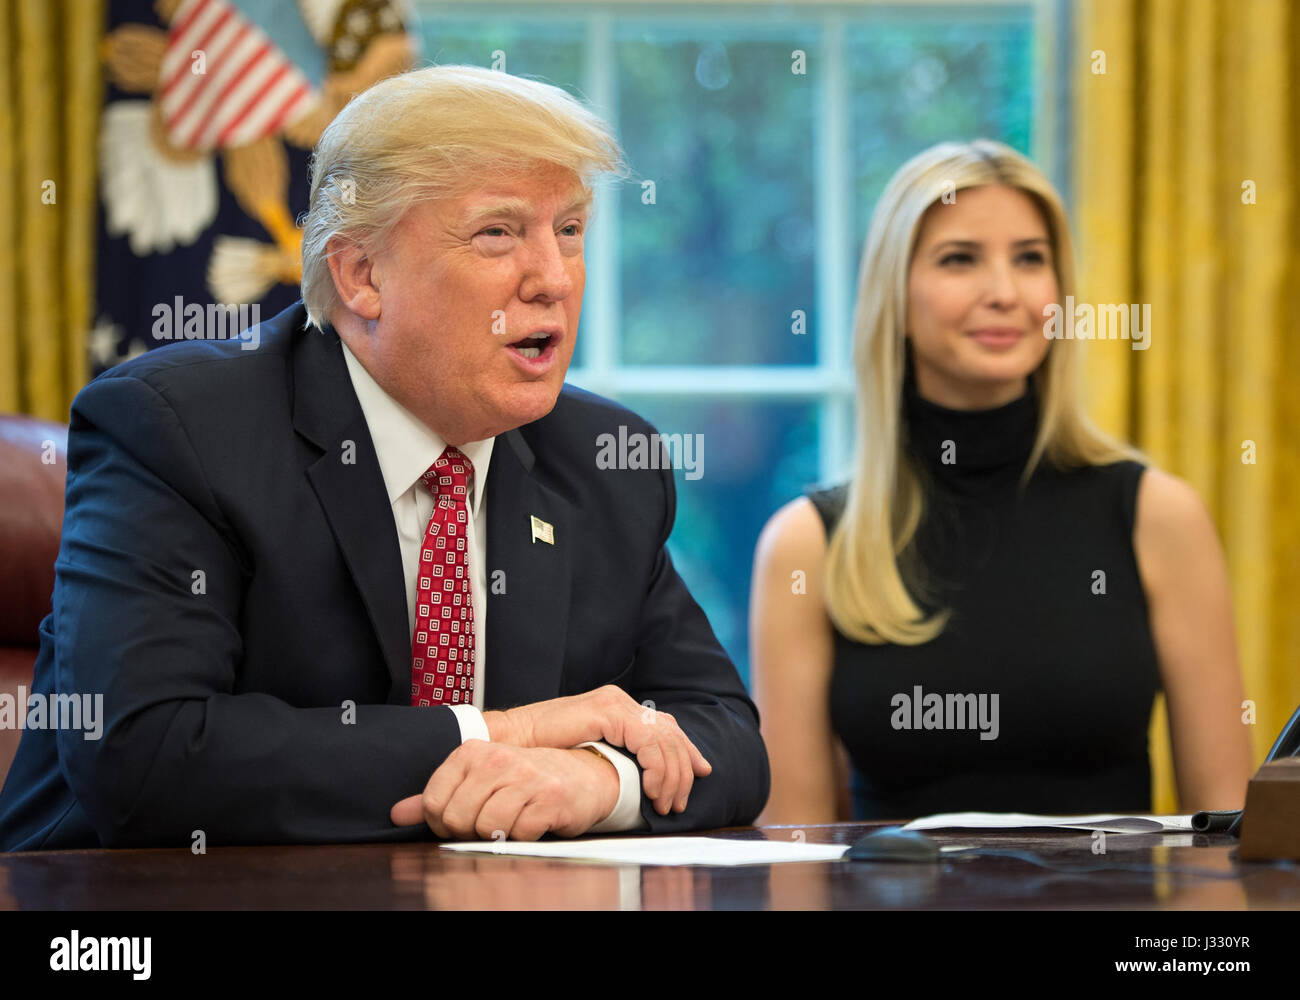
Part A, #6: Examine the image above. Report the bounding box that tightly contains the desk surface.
[1,823,1296,910]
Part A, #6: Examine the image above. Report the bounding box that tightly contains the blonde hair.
[824,139,1142,645]
[300,65,625,331]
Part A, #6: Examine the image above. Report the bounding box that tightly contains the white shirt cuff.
[578,741,649,832]
[448,704,489,743]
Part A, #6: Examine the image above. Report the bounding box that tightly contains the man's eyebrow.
[460,193,593,229]
[460,198,531,228]
[556,193,593,218]
[930,236,1050,253]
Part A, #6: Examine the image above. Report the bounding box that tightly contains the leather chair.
[0,415,67,789]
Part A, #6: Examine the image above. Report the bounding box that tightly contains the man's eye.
[559,224,582,237]
[478,226,511,238]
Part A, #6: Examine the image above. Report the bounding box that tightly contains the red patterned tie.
[410,446,475,706]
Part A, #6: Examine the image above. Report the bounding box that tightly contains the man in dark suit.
[0,66,768,850]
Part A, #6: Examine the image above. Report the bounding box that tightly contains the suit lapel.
[291,317,575,708]
[292,324,412,702]
[483,428,573,709]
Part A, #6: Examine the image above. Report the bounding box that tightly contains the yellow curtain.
[0,0,103,421]
[1075,0,1300,811]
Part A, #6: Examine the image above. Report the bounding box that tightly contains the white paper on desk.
[439,836,850,867]
[903,812,1195,834]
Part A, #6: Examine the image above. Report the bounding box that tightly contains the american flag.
[157,0,319,153]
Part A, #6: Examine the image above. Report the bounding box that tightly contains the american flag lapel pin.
[530,514,554,545]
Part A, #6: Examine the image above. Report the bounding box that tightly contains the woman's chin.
[959,341,1046,383]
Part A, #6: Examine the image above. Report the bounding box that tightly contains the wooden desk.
[2,822,1296,910]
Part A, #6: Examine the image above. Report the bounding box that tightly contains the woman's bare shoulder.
[756,496,829,569]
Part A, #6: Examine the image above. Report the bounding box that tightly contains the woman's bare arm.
[750,497,841,825]
[1133,467,1255,810]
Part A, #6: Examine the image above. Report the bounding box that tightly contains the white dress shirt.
[341,342,645,833]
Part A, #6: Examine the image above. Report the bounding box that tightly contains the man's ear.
[325,236,382,322]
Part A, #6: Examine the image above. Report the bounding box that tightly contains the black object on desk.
[846,826,941,863]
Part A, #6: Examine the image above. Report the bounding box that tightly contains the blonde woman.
[751,139,1253,824]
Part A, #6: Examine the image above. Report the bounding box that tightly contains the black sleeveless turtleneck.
[808,375,1160,819]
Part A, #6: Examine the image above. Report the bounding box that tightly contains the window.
[416,1,1064,681]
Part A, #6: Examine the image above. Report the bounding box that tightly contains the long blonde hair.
[824,139,1141,645]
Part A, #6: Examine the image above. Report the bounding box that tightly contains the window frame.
[416,0,1070,486]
